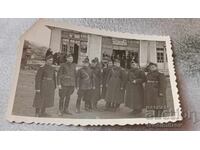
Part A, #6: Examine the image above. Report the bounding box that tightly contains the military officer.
[33,55,56,117]
[75,57,95,113]
[90,58,102,110]
[57,54,76,116]
[125,62,146,114]
[105,58,125,112]
[144,62,167,117]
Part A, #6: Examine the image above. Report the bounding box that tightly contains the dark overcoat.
[91,66,102,103]
[125,68,146,110]
[33,64,56,108]
[105,66,125,104]
[144,70,167,110]
[101,67,111,99]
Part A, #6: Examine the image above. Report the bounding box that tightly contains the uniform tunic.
[105,66,125,104]
[33,64,56,109]
[76,66,94,90]
[125,68,146,110]
[76,66,95,101]
[57,62,76,87]
[57,62,76,111]
[144,70,167,110]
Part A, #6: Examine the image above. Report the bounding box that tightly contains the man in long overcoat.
[90,58,102,110]
[144,63,167,117]
[125,62,146,114]
[105,58,125,111]
[57,54,76,116]
[33,55,56,117]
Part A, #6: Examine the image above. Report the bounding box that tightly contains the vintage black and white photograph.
[7,19,182,125]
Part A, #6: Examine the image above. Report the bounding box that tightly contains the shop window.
[61,38,69,53]
[80,41,87,53]
[74,33,80,39]
[69,39,75,53]
[157,48,164,63]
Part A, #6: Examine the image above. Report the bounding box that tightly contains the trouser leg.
[76,90,84,111]
[35,108,40,116]
[41,107,46,115]
[85,90,92,110]
[63,96,70,112]
[59,89,65,113]
[76,96,82,110]
[63,87,74,112]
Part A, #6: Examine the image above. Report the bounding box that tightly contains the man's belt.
[43,77,53,80]
[63,76,72,79]
[147,80,158,83]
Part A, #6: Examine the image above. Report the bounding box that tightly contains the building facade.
[47,26,168,75]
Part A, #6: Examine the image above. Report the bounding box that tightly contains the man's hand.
[58,85,62,89]
[92,86,96,90]
[120,87,123,90]
[159,93,163,96]
[132,80,136,84]
[35,90,40,93]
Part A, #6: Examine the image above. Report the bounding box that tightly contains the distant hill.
[24,40,48,61]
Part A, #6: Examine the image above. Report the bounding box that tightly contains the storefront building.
[47,26,168,75]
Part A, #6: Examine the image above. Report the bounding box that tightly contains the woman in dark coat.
[144,63,167,117]
[105,58,125,111]
[125,62,146,114]
[33,55,56,117]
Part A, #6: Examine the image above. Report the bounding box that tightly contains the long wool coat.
[105,66,125,104]
[91,66,102,103]
[144,70,167,110]
[33,64,56,109]
[125,68,146,110]
[101,67,111,99]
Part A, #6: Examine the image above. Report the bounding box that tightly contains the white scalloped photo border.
[6,19,182,126]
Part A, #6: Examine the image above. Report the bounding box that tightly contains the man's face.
[83,62,89,67]
[46,58,53,65]
[150,65,157,71]
[91,62,97,67]
[131,63,139,69]
[66,56,73,63]
[114,62,120,67]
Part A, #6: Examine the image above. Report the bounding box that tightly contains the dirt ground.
[12,69,174,119]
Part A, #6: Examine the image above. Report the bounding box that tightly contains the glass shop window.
[61,38,69,53]
[80,41,87,53]
[157,48,164,63]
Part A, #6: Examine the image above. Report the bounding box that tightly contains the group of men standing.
[33,52,167,118]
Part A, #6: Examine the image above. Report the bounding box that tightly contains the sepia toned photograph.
[7,19,182,125]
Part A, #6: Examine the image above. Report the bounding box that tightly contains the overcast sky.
[24,20,51,48]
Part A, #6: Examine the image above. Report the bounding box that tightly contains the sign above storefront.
[112,38,127,46]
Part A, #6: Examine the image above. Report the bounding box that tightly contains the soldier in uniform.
[33,55,56,117]
[144,63,167,117]
[90,58,102,110]
[105,58,125,111]
[57,54,76,116]
[101,57,112,99]
[125,62,146,114]
[75,57,95,113]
